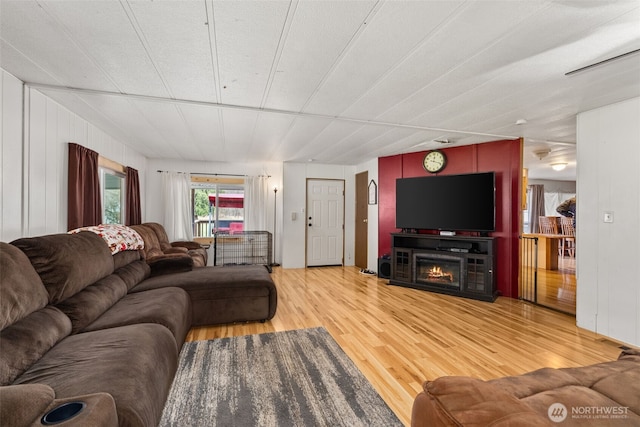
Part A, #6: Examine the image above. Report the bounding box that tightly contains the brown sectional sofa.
[411,348,640,426]
[0,229,277,426]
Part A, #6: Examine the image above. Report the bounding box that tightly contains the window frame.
[98,157,126,225]
[191,176,245,237]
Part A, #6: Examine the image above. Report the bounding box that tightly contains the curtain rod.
[156,170,270,178]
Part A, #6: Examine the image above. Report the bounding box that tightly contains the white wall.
[0,68,147,241]
[1,71,24,241]
[576,96,640,347]
[355,158,379,272]
[145,158,283,258]
[282,162,356,268]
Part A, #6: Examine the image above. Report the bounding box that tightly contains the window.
[192,178,244,237]
[100,167,125,224]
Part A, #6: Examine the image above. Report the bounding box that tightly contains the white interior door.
[306,179,344,267]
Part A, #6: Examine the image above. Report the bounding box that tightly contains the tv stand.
[389,233,497,302]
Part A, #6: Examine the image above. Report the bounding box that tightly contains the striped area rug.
[160,327,402,427]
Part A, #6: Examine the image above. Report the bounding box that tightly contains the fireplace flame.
[427,266,454,282]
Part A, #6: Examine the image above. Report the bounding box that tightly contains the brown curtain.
[67,143,102,230]
[125,166,142,225]
[528,184,546,234]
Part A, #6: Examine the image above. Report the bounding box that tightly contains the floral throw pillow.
[69,224,145,255]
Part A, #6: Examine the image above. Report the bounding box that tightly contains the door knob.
[363,219,368,223]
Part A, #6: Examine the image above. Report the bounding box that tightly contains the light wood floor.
[536,255,576,314]
[187,266,624,426]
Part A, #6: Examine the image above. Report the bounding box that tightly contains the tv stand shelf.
[389,233,497,302]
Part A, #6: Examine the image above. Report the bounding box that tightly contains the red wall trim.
[377,139,523,298]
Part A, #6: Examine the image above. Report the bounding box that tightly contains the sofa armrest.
[171,241,203,250]
[1,384,54,426]
[411,377,552,427]
[164,246,189,254]
[1,385,118,427]
[147,253,193,277]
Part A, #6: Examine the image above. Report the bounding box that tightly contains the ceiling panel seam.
[33,0,124,93]
[259,0,300,109]
[0,39,65,86]
[371,2,550,126]
[205,0,222,104]
[26,82,519,140]
[205,0,225,153]
[298,0,385,113]
[120,0,174,99]
[326,1,468,121]
[284,1,467,161]
[266,1,384,162]
[322,2,553,156]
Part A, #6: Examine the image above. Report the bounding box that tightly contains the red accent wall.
[378,139,523,298]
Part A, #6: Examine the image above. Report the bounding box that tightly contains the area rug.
[159,327,402,427]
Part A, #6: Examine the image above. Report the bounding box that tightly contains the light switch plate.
[603,212,614,223]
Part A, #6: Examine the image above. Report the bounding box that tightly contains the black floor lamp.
[272,186,280,267]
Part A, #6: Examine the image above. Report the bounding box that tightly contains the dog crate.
[212,231,273,271]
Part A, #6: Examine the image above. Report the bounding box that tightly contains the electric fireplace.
[414,253,463,289]
[389,233,497,302]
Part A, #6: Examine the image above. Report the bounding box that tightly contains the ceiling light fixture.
[515,119,527,125]
[434,138,451,144]
[532,149,551,160]
[551,163,568,171]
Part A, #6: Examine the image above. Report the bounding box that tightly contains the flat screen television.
[395,172,496,232]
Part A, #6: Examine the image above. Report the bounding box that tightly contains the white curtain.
[545,192,576,217]
[161,171,194,241]
[244,176,268,231]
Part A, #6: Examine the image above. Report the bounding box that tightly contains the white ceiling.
[1,1,639,180]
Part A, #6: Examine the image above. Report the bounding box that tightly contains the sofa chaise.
[411,348,640,426]
[0,227,277,426]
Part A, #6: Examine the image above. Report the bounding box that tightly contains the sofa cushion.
[113,249,141,270]
[414,376,550,426]
[82,287,192,351]
[519,384,640,426]
[131,265,277,325]
[0,242,49,329]
[130,225,164,259]
[14,324,178,427]
[55,275,128,334]
[114,259,150,290]
[11,232,114,304]
[0,306,71,385]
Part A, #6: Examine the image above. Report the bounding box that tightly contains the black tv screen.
[395,172,496,232]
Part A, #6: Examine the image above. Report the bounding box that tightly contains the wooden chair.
[538,216,558,234]
[559,216,576,257]
[539,216,561,256]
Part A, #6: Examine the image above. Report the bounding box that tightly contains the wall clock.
[423,150,447,173]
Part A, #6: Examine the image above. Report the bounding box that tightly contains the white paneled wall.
[576,97,640,347]
[1,71,24,241]
[282,162,355,268]
[1,68,147,241]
